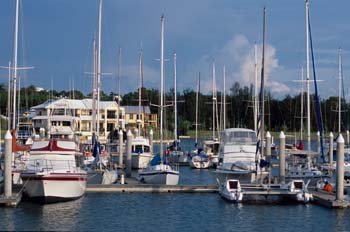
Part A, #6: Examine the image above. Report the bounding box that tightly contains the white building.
[30,98,125,143]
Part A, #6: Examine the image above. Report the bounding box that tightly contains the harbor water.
[1,138,350,231]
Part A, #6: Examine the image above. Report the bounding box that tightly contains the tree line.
[0,82,348,136]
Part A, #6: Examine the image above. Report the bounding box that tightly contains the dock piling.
[149,129,153,153]
[329,132,333,174]
[118,130,123,168]
[4,131,12,198]
[336,133,344,201]
[126,130,132,177]
[266,131,271,162]
[279,131,285,184]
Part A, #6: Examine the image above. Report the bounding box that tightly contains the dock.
[310,190,350,208]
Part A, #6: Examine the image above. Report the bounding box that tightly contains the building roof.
[31,98,122,111]
[123,106,151,114]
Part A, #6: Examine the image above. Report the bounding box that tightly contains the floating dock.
[310,190,350,208]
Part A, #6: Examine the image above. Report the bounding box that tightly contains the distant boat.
[188,152,211,169]
[137,15,179,185]
[167,51,187,164]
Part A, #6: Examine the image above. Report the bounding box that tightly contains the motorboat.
[131,136,154,169]
[218,179,243,202]
[21,108,87,203]
[281,179,312,203]
[215,128,268,183]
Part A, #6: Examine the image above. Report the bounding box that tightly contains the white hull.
[219,179,243,202]
[138,164,179,185]
[132,152,154,169]
[189,159,211,169]
[21,172,86,203]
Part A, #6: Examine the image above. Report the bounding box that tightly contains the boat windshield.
[221,130,257,145]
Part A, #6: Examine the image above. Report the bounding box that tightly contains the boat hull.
[189,160,211,169]
[21,172,86,203]
[132,153,154,169]
[138,166,179,185]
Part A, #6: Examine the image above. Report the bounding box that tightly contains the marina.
[1,0,350,231]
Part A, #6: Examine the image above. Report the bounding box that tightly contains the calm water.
[1,138,349,231]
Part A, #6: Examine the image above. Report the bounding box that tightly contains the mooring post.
[126,130,133,178]
[4,130,12,198]
[266,131,271,162]
[329,132,334,175]
[279,131,285,184]
[118,130,123,168]
[149,129,154,154]
[336,134,344,201]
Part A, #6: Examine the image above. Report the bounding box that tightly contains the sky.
[0,0,349,99]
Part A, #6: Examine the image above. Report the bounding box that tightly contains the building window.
[107,110,115,119]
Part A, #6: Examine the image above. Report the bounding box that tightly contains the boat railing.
[170,162,179,172]
[27,159,77,173]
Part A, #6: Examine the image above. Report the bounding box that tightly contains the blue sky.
[0,0,349,99]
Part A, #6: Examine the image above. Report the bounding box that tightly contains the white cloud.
[181,34,291,96]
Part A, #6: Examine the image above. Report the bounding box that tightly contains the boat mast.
[96,0,102,137]
[92,39,97,135]
[254,43,259,134]
[195,73,200,147]
[223,65,226,130]
[305,0,311,155]
[12,0,19,130]
[137,48,143,136]
[260,6,266,159]
[212,62,216,140]
[160,15,165,159]
[117,47,122,130]
[173,51,178,147]
[7,61,11,130]
[300,66,304,141]
[338,47,342,134]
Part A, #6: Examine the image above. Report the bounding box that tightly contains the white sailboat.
[138,15,179,185]
[167,51,187,164]
[188,76,211,169]
[285,0,325,182]
[200,63,220,167]
[131,48,154,169]
[84,0,117,184]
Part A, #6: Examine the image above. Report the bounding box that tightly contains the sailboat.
[131,48,154,169]
[285,0,326,182]
[167,51,187,164]
[188,75,211,169]
[200,63,220,167]
[83,0,117,184]
[138,15,179,185]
